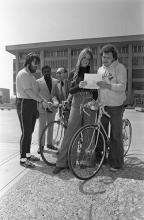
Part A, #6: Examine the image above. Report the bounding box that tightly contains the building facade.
[6,34,144,106]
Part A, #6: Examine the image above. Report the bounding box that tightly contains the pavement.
[0,109,144,219]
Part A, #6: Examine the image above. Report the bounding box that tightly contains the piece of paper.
[84,73,102,89]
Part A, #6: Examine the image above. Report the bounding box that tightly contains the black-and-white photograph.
[0,0,144,219]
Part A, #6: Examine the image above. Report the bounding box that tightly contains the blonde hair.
[73,48,94,81]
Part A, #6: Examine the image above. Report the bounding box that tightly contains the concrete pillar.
[128,44,133,104]
[40,50,44,68]
[97,45,101,70]
[68,48,71,76]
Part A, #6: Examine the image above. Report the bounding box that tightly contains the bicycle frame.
[81,101,110,155]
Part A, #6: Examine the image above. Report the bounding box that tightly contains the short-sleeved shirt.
[16,68,39,99]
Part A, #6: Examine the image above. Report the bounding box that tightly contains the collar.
[103,60,119,70]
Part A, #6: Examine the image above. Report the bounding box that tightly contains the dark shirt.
[44,75,52,93]
[69,66,98,100]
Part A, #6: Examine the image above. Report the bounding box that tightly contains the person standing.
[37,65,59,153]
[97,44,127,171]
[16,53,49,168]
[56,67,70,102]
[53,48,98,174]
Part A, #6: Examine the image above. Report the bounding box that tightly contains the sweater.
[98,60,127,106]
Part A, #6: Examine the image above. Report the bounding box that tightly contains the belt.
[77,91,91,96]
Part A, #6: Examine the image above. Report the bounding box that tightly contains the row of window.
[44,59,68,69]
[44,50,68,57]
[17,44,144,63]
[132,45,144,53]
[132,56,144,66]
[14,55,144,72]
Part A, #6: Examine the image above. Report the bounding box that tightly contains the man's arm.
[110,64,127,92]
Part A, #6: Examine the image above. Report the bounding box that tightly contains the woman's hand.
[79,81,87,88]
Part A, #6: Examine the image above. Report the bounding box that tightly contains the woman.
[53,48,98,174]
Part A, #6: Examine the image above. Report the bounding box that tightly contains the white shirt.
[16,68,39,99]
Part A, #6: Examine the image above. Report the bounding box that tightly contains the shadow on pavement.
[33,160,74,180]
[78,156,144,196]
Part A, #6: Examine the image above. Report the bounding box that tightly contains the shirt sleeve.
[111,64,127,92]
[21,73,32,90]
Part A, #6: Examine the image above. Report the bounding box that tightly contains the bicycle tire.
[68,124,106,180]
[40,120,66,166]
[122,118,132,156]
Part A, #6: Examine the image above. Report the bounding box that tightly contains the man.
[56,67,70,102]
[37,65,59,153]
[16,53,49,168]
[97,44,127,172]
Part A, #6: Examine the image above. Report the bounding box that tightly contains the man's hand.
[42,101,53,110]
[97,81,111,90]
[51,97,59,108]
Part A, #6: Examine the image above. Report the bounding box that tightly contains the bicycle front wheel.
[122,118,132,156]
[68,124,106,180]
[40,120,66,166]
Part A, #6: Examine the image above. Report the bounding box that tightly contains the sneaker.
[27,155,40,161]
[47,144,58,151]
[20,160,35,168]
[53,166,65,174]
[109,167,121,172]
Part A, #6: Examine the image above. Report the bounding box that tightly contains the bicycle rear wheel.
[40,121,66,166]
[68,124,106,180]
[122,118,132,156]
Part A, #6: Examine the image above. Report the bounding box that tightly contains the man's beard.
[28,64,37,73]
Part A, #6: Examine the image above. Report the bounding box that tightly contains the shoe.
[37,146,44,154]
[109,167,120,172]
[27,155,40,161]
[53,166,65,174]
[20,160,35,168]
[47,144,58,151]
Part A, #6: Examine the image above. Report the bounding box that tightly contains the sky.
[0,0,144,95]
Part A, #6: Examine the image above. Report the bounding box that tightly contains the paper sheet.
[84,73,102,89]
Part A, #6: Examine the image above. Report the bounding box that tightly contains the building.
[0,88,10,103]
[6,34,144,106]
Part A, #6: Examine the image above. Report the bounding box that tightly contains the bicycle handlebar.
[81,99,110,118]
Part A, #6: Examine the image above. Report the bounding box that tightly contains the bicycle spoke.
[40,121,65,166]
[68,125,106,180]
[123,119,132,156]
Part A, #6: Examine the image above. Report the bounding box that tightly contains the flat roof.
[6,34,144,55]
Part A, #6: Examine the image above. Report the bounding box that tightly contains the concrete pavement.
[0,109,144,219]
[0,142,39,198]
[0,108,144,197]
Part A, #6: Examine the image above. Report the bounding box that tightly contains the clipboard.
[84,73,102,89]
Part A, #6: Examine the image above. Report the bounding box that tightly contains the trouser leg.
[56,106,82,167]
[17,99,37,159]
[46,112,56,145]
[96,112,109,159]
[80,109,97,163]
[38,113,47,147]
[107,106,124,168]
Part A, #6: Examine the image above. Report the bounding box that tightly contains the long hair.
[73,48,94,81]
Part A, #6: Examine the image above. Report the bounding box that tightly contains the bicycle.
[68,99,132,180]
[39,101,70,166]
